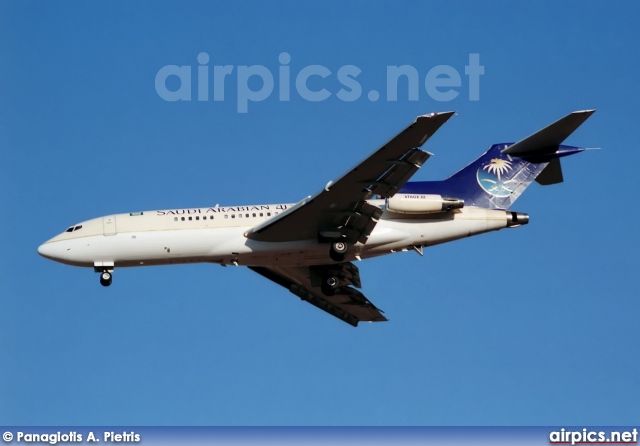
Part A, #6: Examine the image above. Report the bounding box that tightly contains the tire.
[329,241,348,262]
[321,276,339,296]
[100,271,112,287]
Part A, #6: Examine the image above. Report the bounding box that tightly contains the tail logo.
[476,157,517,197]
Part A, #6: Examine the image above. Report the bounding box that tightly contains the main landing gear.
[99,271,112,287]
[321,275,340,296]
[324,241,349,293]
[329,240,348,262]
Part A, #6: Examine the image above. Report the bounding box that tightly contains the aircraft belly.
[363,221,413,251]
[239,240,330,267]
[121,228,246,264]
[424,208,508,246]
[361,208,508,255]
[101,229,327,267]
[46,208,509,269]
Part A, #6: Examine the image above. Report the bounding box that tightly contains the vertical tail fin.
[399,110,595,209]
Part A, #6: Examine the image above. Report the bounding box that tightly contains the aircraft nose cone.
[37,239,84,266]
[38,242,58,260]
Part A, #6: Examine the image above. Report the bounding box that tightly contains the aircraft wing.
[249,262,386,327]
[247,112,454,243]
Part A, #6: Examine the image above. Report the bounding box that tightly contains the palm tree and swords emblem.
[476,157,519,197]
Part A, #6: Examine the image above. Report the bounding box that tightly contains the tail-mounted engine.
[387,194,464,214]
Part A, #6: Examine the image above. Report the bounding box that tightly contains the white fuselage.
[37,200,513,270]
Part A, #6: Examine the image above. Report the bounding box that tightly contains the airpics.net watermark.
[155,52,484,113]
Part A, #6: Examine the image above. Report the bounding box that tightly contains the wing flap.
[368,147,432,197]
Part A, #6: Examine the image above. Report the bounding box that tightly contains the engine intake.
[387,194,464,214]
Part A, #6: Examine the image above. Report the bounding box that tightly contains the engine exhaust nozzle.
[507,211,529,227]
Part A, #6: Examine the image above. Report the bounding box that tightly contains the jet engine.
[387,194,464,214]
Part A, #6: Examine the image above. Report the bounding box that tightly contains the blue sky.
[1,1,639,426]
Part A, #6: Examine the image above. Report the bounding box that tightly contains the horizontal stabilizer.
[502,110,595,156]
[535,157,564,185]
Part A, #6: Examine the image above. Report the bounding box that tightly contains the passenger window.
[260,213,263,217]
[224,215,228,219]
[252,213,256,217]
[188,217,192,221]
[267,212,271,217]
[231,214,235,219]
[203,216,206,220]
[246,214,249,218]
[181,217,185,221]
[174,217,178,221]
[238,214,242,218]
[196,216,199,220]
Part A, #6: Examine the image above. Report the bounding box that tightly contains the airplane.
[37,110,595,326]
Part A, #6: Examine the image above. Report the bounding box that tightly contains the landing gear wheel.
[321,276,339,296]
[329,240,348,262]
[100,271,112,287]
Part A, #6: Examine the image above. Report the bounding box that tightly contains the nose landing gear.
[94,262,115,287]
[99,271,112,287]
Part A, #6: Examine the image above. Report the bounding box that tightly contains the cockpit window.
[66,227,74,232]
[74,225,82,231]
[65,225,83,233]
